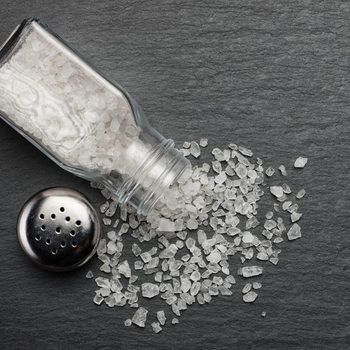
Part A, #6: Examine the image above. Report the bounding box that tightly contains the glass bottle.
[0,18,190,215]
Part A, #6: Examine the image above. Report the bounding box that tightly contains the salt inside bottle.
[0,18,190,215]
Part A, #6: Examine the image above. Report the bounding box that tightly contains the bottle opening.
[116,139,190,216]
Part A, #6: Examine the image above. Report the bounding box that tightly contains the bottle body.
[0,19,189,215]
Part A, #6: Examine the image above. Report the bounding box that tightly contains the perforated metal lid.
[17,187,101,271]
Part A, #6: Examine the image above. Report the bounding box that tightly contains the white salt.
[132,307,148,327]
[91,141,307,333]
[287,223,302,240]
[141,283,160,298]
[270,186,284,198]
[199,138,208,147]
[294,157,308,168]
[241,266,263,278]
[243,291,258,303]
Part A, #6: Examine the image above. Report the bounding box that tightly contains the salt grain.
[93,294,104,305]
[294,157,308,168]
[132,307,148,327]
[265,167,275,177]
[151,322,162,333]
[238,145,253,157]
[103,218,111,226]
[118,260,131,278]
[287,223,302,240]
[157,310,166,325]
[270,186,284,198]
[190,141,201,158]
[291,212,303,223]
[278,165,287,176]
[243,291,258,303]
[199,138,208,147]
[141,283,160,298]
[132,243,142,257]
[158,218,176,232]
[253,282,262,289]
[242,283,252,294]
[107,241,118,255]
[241,266,263,278]
[186,218,198,230]
[296,189,306,199]
[124,319,132,327]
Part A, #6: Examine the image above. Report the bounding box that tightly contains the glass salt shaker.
[0,18,190,215]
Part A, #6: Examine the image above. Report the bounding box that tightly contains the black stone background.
[0,1,349,349]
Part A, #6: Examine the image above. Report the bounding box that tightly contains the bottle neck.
[102,124,190,216]
[118,138,189,216]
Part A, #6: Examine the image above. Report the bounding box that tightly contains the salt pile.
[89,140,307,333]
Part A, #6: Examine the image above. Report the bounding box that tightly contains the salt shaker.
[0,18,190,215]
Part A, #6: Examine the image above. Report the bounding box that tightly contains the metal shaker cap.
[17,187,101,271]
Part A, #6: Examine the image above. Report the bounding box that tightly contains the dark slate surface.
[0,1,349,349]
